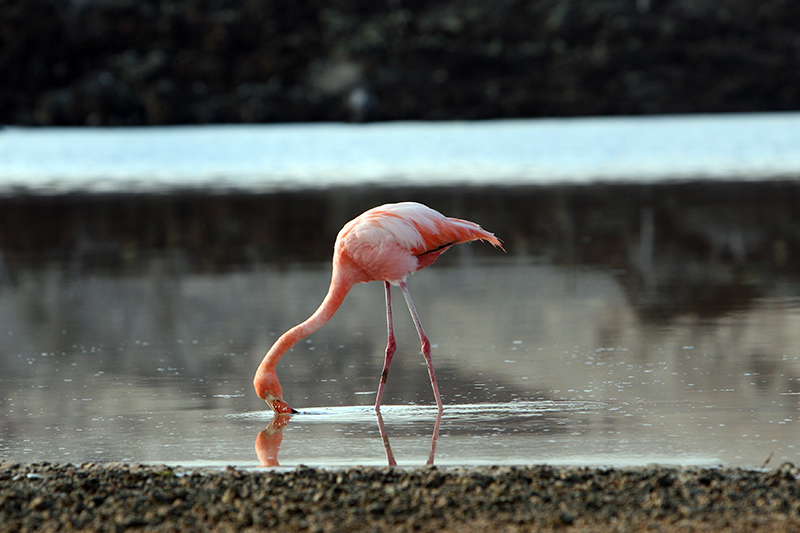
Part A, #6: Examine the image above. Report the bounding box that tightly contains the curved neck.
[258,269,357,373]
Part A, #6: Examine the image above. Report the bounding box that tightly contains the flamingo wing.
[336,202,501,283]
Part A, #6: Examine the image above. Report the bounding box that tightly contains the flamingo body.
[338,202,497,283]
[254,202,502,414]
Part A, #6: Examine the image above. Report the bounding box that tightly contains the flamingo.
[253,202,503,414]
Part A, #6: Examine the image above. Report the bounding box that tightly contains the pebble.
[2,461,800,532]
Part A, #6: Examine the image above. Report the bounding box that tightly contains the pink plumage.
[254,202,503,415]
[337,202,501,284]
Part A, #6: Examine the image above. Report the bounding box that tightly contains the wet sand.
[2,462,800,532]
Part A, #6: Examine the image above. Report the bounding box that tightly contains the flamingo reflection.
[255,414,291,466]
[376,409,442,466]
[255,409,443,467]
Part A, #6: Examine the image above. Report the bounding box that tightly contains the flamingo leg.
[427,408,443,465]
[399,280,444,412]
[375,281,396,411]
[375,409,397,466]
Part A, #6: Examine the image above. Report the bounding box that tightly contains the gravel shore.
[2,462,800,532]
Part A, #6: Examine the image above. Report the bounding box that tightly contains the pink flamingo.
[253,202,502,414]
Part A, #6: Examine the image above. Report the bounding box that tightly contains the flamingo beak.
[268,398,299,415]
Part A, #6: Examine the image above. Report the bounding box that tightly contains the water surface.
[2,259,799,468]
[2,112,799,193]
[2,116,799,468]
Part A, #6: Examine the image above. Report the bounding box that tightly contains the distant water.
[1,112,799,194]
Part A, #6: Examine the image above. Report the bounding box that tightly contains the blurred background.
[3,0,799,125]
[1,0,800,466]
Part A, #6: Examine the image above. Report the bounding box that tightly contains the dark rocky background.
[2,0,799,126]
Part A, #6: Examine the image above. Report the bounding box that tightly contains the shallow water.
[2,115,800,468]
[2,258,799,468]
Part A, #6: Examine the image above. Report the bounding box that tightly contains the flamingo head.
[254,369,297,415]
